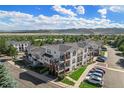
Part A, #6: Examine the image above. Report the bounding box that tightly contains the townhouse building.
[7,41,31,52]
[25,40,102,76]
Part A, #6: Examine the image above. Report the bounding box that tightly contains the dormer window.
[47,49,51,54]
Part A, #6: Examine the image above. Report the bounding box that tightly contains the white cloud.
[97,8,107,18]
[75,6,85,15]
[102,6,124,13]
[52,5,77,17]
[0,10,124,31]
[109,6,122,12]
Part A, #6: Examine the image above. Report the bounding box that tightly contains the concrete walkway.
[66,76,76,83]
[74,63,96,87]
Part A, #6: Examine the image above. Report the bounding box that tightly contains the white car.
[87,78,103,86]
[86,74,103,80]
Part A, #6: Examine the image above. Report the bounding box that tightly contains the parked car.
[87,78,103,86]
[86,73,103,80]
[88,70,103,77]
[94,69,105,75]
[92,72,103,77]
[96,56,107,62]
[101,47,107,51]
[88,70,95,76]
[95,67,105,74]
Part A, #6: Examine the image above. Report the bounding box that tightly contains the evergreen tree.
[0,64,17,88]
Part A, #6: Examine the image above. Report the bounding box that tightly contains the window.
[47,49,51,54]
[77,56,82,62]
[85,48,87,52]
[66,52,70,59]
[59,63,64,70]
[73,50,76,56]
[54,51,56,54]
[65,60,70,67]
[72,58,75,64]
[60,55,64,61]
[29,54,32,57]
[34,58,37,61]
[84,54,86,58]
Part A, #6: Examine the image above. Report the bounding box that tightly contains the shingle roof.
[27,40,101,55]
[8,40,31,45]
[28,46,46,56]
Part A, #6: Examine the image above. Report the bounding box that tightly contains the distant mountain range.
[0,28,124,35]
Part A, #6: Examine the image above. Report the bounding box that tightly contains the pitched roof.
[8,40,31,45]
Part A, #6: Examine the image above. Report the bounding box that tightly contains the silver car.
[87,78,103,86]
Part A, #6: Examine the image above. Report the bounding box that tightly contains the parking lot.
[107,46,124,70]
[96,46,124,88]
[103,68,124,88]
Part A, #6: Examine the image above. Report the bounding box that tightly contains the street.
[4,62,60,88]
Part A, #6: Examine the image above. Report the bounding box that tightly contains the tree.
[0,64,17,88]
[7,45,18,60]
[0,38,8,54]
[118,42,124,51]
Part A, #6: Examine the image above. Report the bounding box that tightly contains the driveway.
[4,62,60,88]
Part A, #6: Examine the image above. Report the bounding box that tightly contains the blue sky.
[0,5,124,30]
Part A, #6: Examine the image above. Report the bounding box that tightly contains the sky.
[0,5,124,31]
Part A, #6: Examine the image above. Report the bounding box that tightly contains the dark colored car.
[96,56,107,62]
[101,47,107,51]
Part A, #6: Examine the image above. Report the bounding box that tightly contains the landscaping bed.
[14,60,26,67]
[14,60,48,74]
[29,66,49,74]
[100,51,105,56]
[69,66,87,81]
[79,81,101,88]
[61,78,75,86]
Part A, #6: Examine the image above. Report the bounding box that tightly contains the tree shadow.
[115,53,124,57]
[19,72,46,85]
[116,59,124,68]
[44,72,56,79]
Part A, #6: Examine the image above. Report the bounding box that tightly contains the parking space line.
[95,64,124,73]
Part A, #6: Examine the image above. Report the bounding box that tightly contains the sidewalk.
[74,63,96,87]
[66,76,76,83]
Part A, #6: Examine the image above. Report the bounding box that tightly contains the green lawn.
[69,66,87,81]
[79,81,101,88]
[61,78,75,86]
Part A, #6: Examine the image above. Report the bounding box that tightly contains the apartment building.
[7,41,31,52]
[26,41,102,76]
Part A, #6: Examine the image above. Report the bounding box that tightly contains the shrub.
[58,74,65,81]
